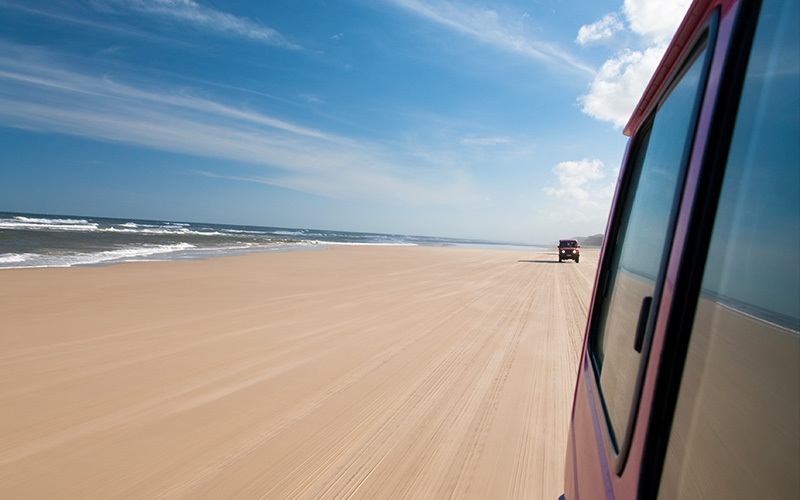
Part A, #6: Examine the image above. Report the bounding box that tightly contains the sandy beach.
[0,246,597,499]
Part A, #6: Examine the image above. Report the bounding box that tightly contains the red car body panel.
[561,0,748,498]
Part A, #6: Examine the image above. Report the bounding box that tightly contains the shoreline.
[0,211,550,270]
[1,246,597,499]
[0,241,553,270]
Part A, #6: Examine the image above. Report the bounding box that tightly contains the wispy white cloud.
[0,45,478,206]
[577,0,691,128]
[0,0,300,48]
[576,13,623,46]
[0,0,171,42]
[299,94,325,105]
[382,0,595,75]
[0,53,334,141]
[107,0,301,49]
[460,136,510,146]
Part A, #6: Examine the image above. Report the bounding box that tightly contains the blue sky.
[0,0,690,243]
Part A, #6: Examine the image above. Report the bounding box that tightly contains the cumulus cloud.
[576,13,623,46]
[578,45,666,128]
[624,0,693,43]
[543,158,615,226]
[577,0,692,127]
[544,158,604,202]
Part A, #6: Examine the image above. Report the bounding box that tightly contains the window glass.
[659,1,800,498]
[592,41,711,451]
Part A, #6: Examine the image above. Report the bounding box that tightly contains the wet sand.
[0,246,598,499]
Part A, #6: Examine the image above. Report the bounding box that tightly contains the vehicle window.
[658,1,800,498]
[591,37,712,455]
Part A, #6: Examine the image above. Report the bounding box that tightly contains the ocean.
[0,212,542,269]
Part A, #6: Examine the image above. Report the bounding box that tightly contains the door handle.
[634,296,653,353]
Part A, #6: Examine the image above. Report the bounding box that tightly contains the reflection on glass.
[594,44,709,448]
[658,1,800,498]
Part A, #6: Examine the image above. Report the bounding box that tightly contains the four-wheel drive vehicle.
[560,0,799,499]
[558,240,580,263]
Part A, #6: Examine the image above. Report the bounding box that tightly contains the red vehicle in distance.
[560,0,799,499]
[558,239,580,263]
